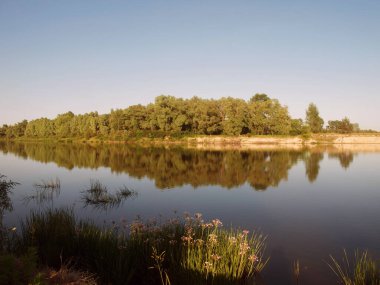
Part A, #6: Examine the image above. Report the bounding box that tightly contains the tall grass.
[20,208,77,267]
[329,250,380,285]
[178,215,267,282]
[20,209,268,285]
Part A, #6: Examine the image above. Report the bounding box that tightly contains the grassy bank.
[1,211,380,285]
[8,209,267,285]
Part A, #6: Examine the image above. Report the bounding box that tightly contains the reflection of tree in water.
[0,141,354,191]
[246,151,301,190]
[304,153,324,183]
[328,152,354,169]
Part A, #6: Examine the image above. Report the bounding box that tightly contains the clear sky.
[1,0,379,129]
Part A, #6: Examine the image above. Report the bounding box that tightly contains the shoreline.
[2,133,380,152]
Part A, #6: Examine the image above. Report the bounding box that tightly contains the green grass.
[329,250,380,285]
[19,209,268,285]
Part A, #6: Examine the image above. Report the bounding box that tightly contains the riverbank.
[3,133,380,144]
[3,133,380,152]
[185,134,380,152]
[94,133,380,153]
[188,133,380,145]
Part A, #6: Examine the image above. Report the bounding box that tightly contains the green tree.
[250,93,270,102]
[97,114,110,136]
[305,103,324,133]
[5,120,28,138]
[219,97,249,135]
[188,97,222,135]
[290,119,310,136]
[327,117,354,134]
[248,95,291,135]
[25,118,54,137]
[54,112,74,137]
[109,109,125,133]
[0,125,8,138]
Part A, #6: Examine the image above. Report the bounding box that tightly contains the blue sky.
[1,0,379,129]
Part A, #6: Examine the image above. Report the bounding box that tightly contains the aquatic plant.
[23,187,61,206]
[81,180,137,210]
[329,250,380,285]
[293,259,300,285]
[0,174,18,213]
[34,177,61,190]
[20,209,268,285]
[0,174,19,253]
[177,214,267,282]
[20,208,77,267]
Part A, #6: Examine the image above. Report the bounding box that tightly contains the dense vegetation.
[0,95,364,140]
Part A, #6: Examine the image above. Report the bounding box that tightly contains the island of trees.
[0,94,367,140]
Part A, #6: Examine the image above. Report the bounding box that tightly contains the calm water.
[1,141,380,285]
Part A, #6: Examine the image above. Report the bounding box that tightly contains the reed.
[293,259,300,285]
[329,250,380,285]
[82,180,137,210]
[20,209,268,285]
[34,177,61,190]
[177,216,267,282]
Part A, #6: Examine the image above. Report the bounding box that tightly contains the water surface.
[0,141,379,285]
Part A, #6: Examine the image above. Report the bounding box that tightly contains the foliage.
[290,119,310,136]
[306,103,324,133]
[1,95,300,139]
[327,117,356,134]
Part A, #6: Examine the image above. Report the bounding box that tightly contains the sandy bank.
[185,134,380,152]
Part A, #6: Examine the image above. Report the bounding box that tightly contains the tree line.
[0,94,365,139]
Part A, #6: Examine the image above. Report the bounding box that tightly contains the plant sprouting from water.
[34,177,61,190]
[293,259,300,285]
[81,180,137,210]
[329,250,380,285]
[0,174,19,252]
[0,175,18,213]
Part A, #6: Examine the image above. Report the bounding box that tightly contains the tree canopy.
[0,95,362,140]
[305,103,324,133]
